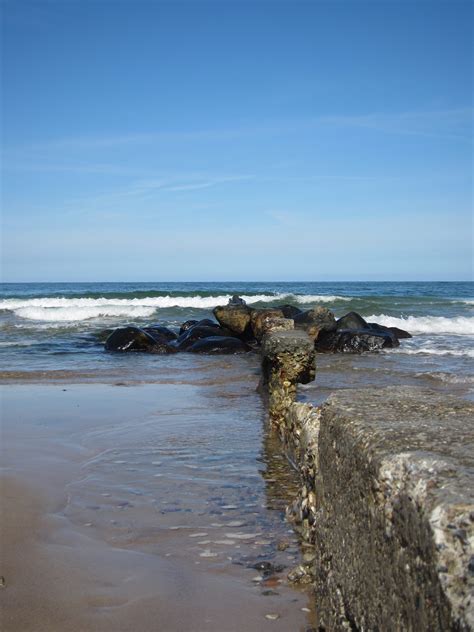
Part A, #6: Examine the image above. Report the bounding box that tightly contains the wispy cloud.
[3,106,471,163]
[317,108,473,141]
[60,173,254,217]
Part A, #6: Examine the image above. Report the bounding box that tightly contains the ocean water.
[0,281,473,397]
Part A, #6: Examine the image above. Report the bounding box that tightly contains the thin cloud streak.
[59,174,255,217]
[5,107,472,158]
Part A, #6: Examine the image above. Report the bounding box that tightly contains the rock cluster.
[104,296,411,355]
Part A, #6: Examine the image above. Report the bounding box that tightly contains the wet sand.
[1,375,315,631]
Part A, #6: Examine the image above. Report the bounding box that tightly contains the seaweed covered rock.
[105,326,178,353]
[187,336,250,354]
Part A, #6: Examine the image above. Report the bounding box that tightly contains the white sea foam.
[0,293,350,321]
[367,314,474,335]
[393,347,474,359]
[290,294,351,303]
[14,305,157,322]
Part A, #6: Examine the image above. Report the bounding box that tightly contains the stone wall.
[258,337,474,630]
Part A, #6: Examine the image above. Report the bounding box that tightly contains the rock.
[251,561,285,577]
[250,309,285,341]
[228,295,246,305]
[277,304,303,319]
[367,322,408,344]
[195,318,220,328]
[186,336,250,354]
[277,540,290,551]
[287,564,311,584]
[260,317,294,338]
[105,327,178,353]
[179,320,199,335]
[143,325,178,341]
[175,325,234,350]
[336,311,368,330]
[294,307,336,340]
[315,328,398,353]
[213,303,253,338]
[388,325,412,339]
[259,330,315,427]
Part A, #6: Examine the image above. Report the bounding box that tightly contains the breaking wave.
[0,293,351,321]
[367,314,474,335]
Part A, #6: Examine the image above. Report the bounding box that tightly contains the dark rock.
[179,320,199,336]
[105,327,178,353]
[213,303,253,338]
[143,325,178,341]
[315,328,399,353]
[367,322,412,340]
[336,311,368,330]
[294,307,337,340]
[187,336,250,354]
[195,318,220,328]
[388,326,412,339]
[175,325,234,350]
[96,328,114,342]
[277,304,303,319]
[250,561,285,577]
[228,295,247,305]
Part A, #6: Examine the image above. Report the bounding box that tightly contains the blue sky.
[2,0,472,282]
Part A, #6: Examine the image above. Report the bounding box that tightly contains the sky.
[1,0,473,282]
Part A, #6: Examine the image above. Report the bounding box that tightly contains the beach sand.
[0,380,315,632]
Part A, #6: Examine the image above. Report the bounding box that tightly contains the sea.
[0,281,473,399]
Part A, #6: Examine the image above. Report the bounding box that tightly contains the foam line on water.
[0,293,352,321]
[367,314,474,335]
[392,347,474,358]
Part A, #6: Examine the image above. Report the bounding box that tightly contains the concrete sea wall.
[259,330,474,631]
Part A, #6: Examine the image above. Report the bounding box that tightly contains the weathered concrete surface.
[283,403,320,542]
[250,309,295,342]
[312,387,474,631]
[259,330,315,429]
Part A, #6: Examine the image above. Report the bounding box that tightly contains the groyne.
[260,329,474,631]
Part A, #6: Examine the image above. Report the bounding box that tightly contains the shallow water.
[1,363,317,631]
